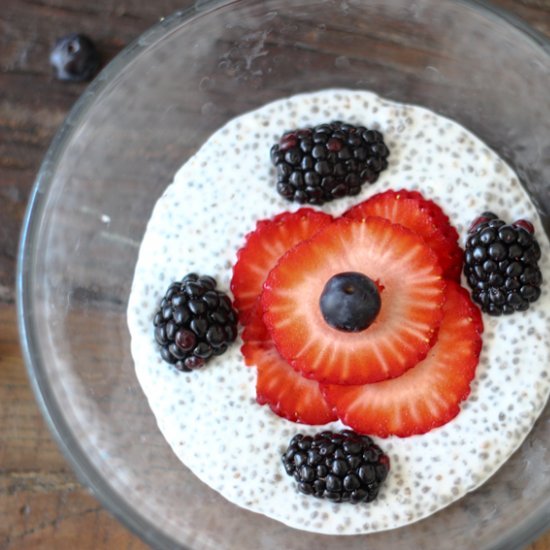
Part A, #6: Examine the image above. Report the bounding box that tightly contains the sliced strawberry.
[322,281,483,437]
[396,189,452,227]
[231,208,333,325]
[345,189,463,280]
[390,189,463,280]
[241,299,271,364]
[242,301,336,425]
[261,217,446,385]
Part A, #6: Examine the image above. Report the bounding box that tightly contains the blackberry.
[270,121,390,205]
[281,430,390,503]
[153,273,238,371]
[464,212,543,316]
[50,34,100,82]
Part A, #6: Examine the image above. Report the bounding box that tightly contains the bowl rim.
[16,1,550,548]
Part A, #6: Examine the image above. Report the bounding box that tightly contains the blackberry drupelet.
[270,121,390,205]
[153,273,239,371]
[281,430,390,503]
[464,212,543,315]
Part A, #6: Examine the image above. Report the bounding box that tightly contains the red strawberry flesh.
[261,216,446,385]
[231,208,333,325]
[322,281,483,437]
[396,189,458,240]
[345,189,463,281]
[241,300,271,365]
[242,301,336,425]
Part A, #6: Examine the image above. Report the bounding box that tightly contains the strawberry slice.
[396,189,463,279]
[241,299,271,364]
[397,189,458,240]
[322,281,483,437]
[242,301,336,425]
[345,189,463,280]
[231,208,333,325]
[261,217,446,385]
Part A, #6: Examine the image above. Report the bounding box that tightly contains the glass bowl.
[17,0,550,548]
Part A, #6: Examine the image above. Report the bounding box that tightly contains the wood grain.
[1,0,549,548]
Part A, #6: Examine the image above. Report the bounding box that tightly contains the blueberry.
[50,33,100,82]
[319,272,381,332]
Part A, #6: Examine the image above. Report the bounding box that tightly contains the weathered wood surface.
[1,0,550,548]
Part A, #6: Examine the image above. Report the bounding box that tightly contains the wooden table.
[1,0,549,548]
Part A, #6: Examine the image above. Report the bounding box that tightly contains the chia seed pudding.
[127,89,550,535]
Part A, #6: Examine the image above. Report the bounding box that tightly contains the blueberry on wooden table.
[50,33,100,82]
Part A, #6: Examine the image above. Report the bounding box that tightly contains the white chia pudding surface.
[127,89,550,535]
